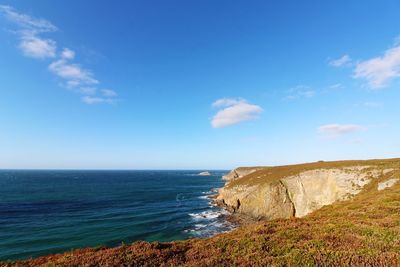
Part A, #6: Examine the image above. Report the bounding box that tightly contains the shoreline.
[4,159,400,266]
[208,195,260,227]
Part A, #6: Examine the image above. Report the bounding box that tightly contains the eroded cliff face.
[217,161,398,220]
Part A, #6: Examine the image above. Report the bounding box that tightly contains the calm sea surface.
[0,170,233,261]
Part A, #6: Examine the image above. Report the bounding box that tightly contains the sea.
[0,170,235,261]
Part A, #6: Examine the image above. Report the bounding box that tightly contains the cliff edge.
[217,159,399,220]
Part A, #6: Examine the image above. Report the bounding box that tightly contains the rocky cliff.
[217,159,399,220]
[222,167,264,182]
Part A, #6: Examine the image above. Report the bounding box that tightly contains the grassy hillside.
[3,159,400,266]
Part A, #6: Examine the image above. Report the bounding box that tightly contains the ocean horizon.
[0,170,234,261]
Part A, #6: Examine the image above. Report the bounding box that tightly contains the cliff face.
[217,160,398,220]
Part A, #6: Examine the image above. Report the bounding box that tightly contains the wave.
[184,218,235,237]
[188,210,223,220]
[201,188,218,195]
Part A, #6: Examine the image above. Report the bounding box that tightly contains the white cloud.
[101,89,117,97]
[19,35,56,58]
[0,5,57,33]
[212,98,244,108]
[1,5,118,105]
[318,124,366,138]
[329,54,352,67]
[0,5,57,59]
[286,85,315,100]
[211,98,263,128]
[49,57,99,87]
[81,96,115,105]
[61,48,75,60]
[354,45,400,89]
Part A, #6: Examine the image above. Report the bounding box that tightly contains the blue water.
[0,170,233,261]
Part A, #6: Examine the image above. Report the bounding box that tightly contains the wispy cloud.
[19,35,57,59]
[329,54,352,67]
[212,97,245,108]
[80,88,118,104]
[363,101,383,108]
[101,89,117,97]
[354,45,400,89]
[285,85,315,100]
[49,49,99,87]
[0,5,57,59]
[0,5,117,104]
[0,5,56,32]
[61,48,75,60]
[329,83,344,90]
[318,124,366,138]
[211,98,263,128]
[81,96,115,105]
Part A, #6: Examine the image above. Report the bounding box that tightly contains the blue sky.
[1,0,400,169]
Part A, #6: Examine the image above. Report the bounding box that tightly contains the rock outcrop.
[217,160,398,220]
[222,167,263,182]
[378,178,399,191]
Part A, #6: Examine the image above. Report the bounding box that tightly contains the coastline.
[207,181,260,229]
[2,159,400,266]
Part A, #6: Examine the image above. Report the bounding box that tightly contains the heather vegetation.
[3,159,400,266]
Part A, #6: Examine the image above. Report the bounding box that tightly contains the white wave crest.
[188,210,223,220]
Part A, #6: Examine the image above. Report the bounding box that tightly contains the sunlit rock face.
[217,163,397,220]
[378,178,399,191]
[281,167,373,217]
